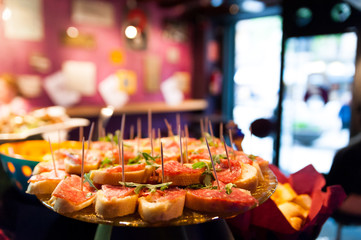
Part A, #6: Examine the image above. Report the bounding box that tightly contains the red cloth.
[227,164,346,240]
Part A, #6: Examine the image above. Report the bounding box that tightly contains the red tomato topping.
[36,160,65,173]
[105,163,146,173]
[143,188,186,202]
[64,150,101,165]
[156,161,203,176]
[101,185,135,201]
[28,170,67,183]
[188,187,256,206]
[52,175,96,204]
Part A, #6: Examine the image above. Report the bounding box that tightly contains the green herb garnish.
[127,154,142,165]
[225,183,236,195]
[141,152,160,168]
[84,173,98,191]
[119,182,172,194]
[187,184,218,190]
[100,157,113,168]
[192,161,215,187]
[248,154,257,161]
[192,161,206,169]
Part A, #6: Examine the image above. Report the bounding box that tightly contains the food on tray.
[155,160,203,186]
[0,106,68,134]
[271,182,312,230]
[63,149,101,174]
[26,170,68,195]
[138,187,186,222]
[49,175,97,214]
[90,163,154,185]
[95,185,138,219]
[185,182,257,213]
[27,129,271,223]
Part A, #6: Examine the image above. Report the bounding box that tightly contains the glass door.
[233,15,282,162]
[279,32,357,174]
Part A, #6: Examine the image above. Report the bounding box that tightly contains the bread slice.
[138,188,186,222]
[233,163,259,192]
[32,160,65,175]
[26,170,67,195]
[95,185,138,218]
[64,158,99,175]
[50,175,96,214]
[185,187,257,213]
[90,165,154,185]
[50,194,96,214]
[156,161,203,186]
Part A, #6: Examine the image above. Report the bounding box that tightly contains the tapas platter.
[36,166,277,227]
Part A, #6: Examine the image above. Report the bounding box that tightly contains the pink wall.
[0,0,193,108]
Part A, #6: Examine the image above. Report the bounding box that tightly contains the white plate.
[0,118,90,140]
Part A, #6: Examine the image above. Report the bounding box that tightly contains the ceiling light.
[125,25,138,39]
[66,27,79,38]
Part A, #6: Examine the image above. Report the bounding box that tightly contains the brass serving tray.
[37,167,277,227]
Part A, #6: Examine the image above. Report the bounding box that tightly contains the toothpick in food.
[228,129,235,161]
[178,125,183,165]
[164,118,173,137]
[130,125,134,139]
[222,136,232,172]
[209,120,214,139]
[148,109,152,139]
[48,137,58,177]
[80,137,85,191]
[160,141,164,183]
[205,137,220,189]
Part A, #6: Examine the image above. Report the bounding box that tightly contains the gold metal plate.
[37,167,277,227]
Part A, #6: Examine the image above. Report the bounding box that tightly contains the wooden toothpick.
[176,113,180,131]
[158,128,161,149]
[204,116,209,133]
[222,136,232,172]
[120,114,126,142]
[79,126,84,142]
[184,130,188,163]
[121,140,125,184]
[229,129,235,160]
[209,120,214,139]
[130,125,134,139]
[178,125,183,165]
[80,137,85,191]
[200,119,204,139]
[219,123,223,141]
[205,137,220,189]
[185,124,189,139]
[151,129,154,157]
[87,122,95,151]
[148,109,152,139]
[160,141,164,183]
[48,138,58,177]
[164,119,173,137]
[137,118,141,153]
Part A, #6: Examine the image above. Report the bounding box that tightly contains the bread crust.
[233,163,259,192]
[26,179,62,195]
[49,194,96,214]
[138,192,185,222]
[185,188,253,213]
[95,190,138,218]
[65,159,99,175]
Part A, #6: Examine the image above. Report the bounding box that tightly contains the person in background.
[0,73,29,119]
